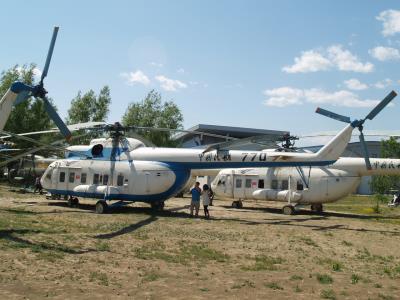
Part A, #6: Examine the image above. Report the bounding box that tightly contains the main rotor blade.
[0,130,90,162]
[41,26,59,83]
[365,90,397,121]
[315,107,351,123]
[359,132,372,170]
[42,97,72,140]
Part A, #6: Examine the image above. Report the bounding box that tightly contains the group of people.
[190,182,213,218]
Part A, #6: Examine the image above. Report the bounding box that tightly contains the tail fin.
[314,124,353,161]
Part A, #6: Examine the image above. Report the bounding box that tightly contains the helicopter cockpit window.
[81,173,87,184]
[117,175,124,186]
[46,169,52,180]
[59,172,65,183]
[93,174,99,185]
[103,175,109,185]
[218,175,226,185]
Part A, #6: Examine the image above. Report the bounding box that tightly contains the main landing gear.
[311,203,323,213]
[150,201,165,211]
[95,200,108,214]
[282,205,295,215]
[231,200,243,209]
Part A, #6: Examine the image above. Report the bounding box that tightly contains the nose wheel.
[67,196,79,207]
[95,200,108,214]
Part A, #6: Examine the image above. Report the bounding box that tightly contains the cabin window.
[245,179,252,188]
[271,179,278,189]
[258,179,264,188]
[59,172,65,183]
[103,174,109,185]
[236,179,242,188]
[296,181,304,191]
[281,180,288,190]
[93,174,100,184]
[69,172,75,183]
[81,173,87,184]
[117,175,124,186]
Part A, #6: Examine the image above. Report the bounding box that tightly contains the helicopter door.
[233,175,245,199]
[224,174,233,196]
[244,176,258,199]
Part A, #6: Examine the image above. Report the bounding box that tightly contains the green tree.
[0,64,55,149]
[370,137,400,194]
[122,90,183,146]
[66,86,111,124]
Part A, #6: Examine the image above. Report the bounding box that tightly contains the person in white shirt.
[202,184,211,219]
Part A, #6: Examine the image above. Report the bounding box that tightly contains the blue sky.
[1,0,400,138]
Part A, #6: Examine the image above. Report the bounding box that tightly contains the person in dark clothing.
[34,176,43,194]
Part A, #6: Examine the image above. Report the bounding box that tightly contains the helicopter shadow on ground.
[221,204,400,221]
[26,200,400,238]
[76,204,400,238]
[0,228,98,254]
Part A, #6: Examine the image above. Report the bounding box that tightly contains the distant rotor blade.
[130,126,238,141]
[359,132,372,170]
[42,97,71,140]
[125,130,156,147]
[0,131,91,167]
[41,26,59,83]
[315,107,351,123]
[365,90,397,121]
[202,134,279,153]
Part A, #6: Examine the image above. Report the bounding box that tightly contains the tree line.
[0,64,183,148]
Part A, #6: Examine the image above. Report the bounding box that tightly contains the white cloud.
[343,78,368,90]
[374,78,392,89]
[282,50,332,73]
[263,87,304,107]
[283,45,373,73]
[377,10,400,37]
[263,86,379,108]
[120,70,150,86]
[177,68,185,74]
[155,75,187,91]
[304,89,378,107]
[327,45,374,73]
[369,46,400,61]
[149,62,163,67]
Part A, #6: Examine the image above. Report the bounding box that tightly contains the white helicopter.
[212,157,400,215]
[0,27,397,213]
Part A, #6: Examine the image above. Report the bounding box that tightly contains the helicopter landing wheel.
[151,201,165,211]
[231,200,243,209]
[311,203,323,213]
[67,197,79,207]
[95,200,108,214]
[282,205,295,215]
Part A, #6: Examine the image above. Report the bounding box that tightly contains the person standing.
[190,182,201,217]
[202,184,211,219]
[34,176,43,194]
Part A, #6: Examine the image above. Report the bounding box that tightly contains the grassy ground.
[0,185,400,299]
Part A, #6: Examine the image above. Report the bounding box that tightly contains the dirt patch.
[0,186,399,299]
